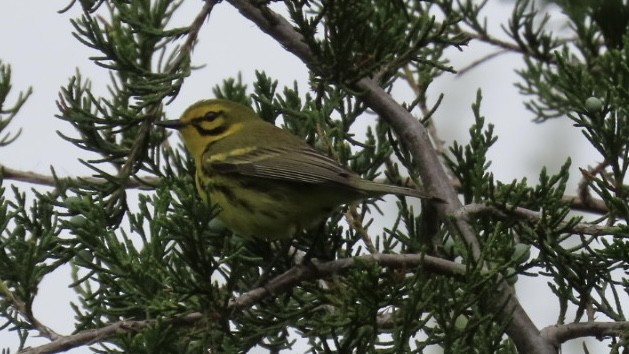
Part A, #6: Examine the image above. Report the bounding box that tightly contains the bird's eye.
[203,111,221,122]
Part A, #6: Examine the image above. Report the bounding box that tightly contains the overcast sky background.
[0,0,612,353]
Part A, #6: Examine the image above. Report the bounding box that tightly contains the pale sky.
[0,1,610,353]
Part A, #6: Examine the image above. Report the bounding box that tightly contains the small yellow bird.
[156,99,439,239]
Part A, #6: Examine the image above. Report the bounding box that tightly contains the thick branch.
[223,0,479,254]
[541,321,629,347]
[224,2,555,353]
[18,253,463,354]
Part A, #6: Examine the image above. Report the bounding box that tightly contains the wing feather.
[204,146,356,186]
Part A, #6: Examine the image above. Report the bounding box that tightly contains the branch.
[0,164,158,189]
[0,280,60,341]
[455,203,626,237]
[540,321,629,347]
[3,163,610,217]
[18,253,464,354]
[229,253,467,310]
[562,194,608,215]
[224,2,554,353]
[464,32,526,55]
[223,0,478,251]
[463,31,559,65]
[18,313,203,354]
[456,49,511,76]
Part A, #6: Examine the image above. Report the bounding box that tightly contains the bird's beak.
[155,119,185,130]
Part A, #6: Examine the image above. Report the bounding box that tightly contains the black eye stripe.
[188,110,225,136]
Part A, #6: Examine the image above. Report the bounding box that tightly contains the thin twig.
[464,31,523,55]
[463,31,558,65]
[229,252,467,309]
[456,49,510,76]
[400,66,447,155]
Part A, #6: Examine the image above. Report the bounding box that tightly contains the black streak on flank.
[213,184,255,214]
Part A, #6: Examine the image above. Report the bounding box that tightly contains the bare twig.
[576,162,611,218]
[232,252,467,309]
[18,253,464,354]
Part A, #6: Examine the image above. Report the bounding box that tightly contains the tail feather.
[358,179,443,202]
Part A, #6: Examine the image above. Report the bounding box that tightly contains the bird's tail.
[359,180,444,202]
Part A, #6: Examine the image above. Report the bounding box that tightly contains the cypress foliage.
[1,1,628,353]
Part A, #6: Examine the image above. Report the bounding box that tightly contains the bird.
[156,99,439,239]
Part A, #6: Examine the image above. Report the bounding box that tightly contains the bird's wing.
[202,145,356,186]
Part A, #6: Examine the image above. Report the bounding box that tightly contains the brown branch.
[455,203,626,237]
[18,253,464,354]
[18,313,203,354]
[229,253,467,311]
[562,194,608,214]
[463,31,559,65]
[540,321,629,347]
[3,163,609,219]
[165,0,215,74]
[0,164,158,189]
[0,280,60,341]
[449,177,608,216]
